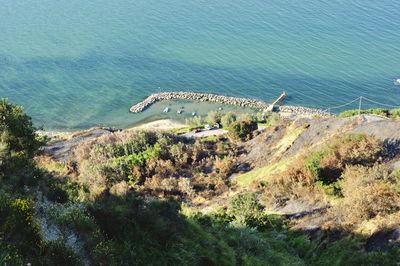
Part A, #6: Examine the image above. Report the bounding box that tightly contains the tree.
[221,112,237,128]
[0,99,44,175]
[229,120,258,141]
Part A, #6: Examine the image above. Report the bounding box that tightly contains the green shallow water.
[0,0,399,129]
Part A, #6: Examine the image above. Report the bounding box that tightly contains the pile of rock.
[278,106,331,117]
[129,91,331,118]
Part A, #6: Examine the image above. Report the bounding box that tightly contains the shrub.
[339,108,389,118]
[304,149,332,184]
[0,100,45,186]
[389,108,400,118]
[0,192,42,258]
[41,240,83,266]
[186,116,205,128]
[227,192,282,230]
[0,99,44,158]
[47,203,96,233]
[221,112,237,128]
[206,110,222,125]
[304,134,381,186]
[228,193,263,219]
[338,183,399,226]
[266,112,280,125]
[214,155,236,179]
[110,181,130,196]
[331,165,400,228]
[229,120,258,141]
[334,134,381,165]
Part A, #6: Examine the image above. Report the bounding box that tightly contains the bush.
[206,110,222,125]
[229,120,258,141]
[41,240,83,266]
[0,99,45,184]
[334,165,400,225]
[335,134,381,165]
[0,192,42,258]
[305,149,333,184]
[228,193,263,219]
[47,203,96,233]
[338,108,400,119]
[389,108,400,118]
[304,134,381,186]
[221,112,237,128]
[227,192,282,230]
[0,99,44,158]
[186,116,205,128]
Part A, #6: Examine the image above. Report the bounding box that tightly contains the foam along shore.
[129,91,331,117]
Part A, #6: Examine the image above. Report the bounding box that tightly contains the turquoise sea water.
[1,0,399,129]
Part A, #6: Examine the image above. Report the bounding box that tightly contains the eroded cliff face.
[232,115,400,249]
[41,115,400,251]
[242,115,400,168]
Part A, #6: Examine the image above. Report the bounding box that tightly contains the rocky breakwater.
[129,91,331,118]
[129,91,270,112]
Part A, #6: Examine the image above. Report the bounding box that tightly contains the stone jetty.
[130,91,269,112]
[129,91,331,117]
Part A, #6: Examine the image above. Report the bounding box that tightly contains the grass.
[200,135,219,143]
[273,125,305,155]
[36,156,69,176]
[167,126,191,135]
[233,158,293,186]
[233,123,304,186]
[257,122,268,128]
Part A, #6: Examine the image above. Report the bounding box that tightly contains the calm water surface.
[0,0,399,129]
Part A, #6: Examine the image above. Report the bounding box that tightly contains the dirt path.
[182,129,228,139]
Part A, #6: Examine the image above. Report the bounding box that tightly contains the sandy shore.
[132,119,186,130]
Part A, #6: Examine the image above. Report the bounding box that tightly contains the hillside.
[2,100,400,265]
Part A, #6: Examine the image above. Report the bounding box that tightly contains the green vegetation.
[0,100,80,265]
[229,120,258,141]
[339,108,400,118]
[264,133,400,234]
[233,158,293,185]
[1,100,400,265]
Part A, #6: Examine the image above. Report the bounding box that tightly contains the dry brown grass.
[263,134,400,235]
[69,129,239,202]
[326,165,400,231]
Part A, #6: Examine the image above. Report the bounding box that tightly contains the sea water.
[0,0,399,129]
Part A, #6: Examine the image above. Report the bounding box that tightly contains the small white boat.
[395,79,400,86]
[192,112,196,116]
[163,107,170,113]
[177,109,183,114]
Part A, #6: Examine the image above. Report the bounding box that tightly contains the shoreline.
[37,119,186,138]
[130,91,331,117]
[38,92,331,136]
